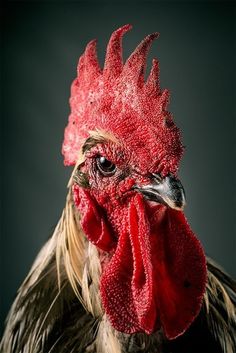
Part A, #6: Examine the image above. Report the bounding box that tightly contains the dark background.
[1,0,235,336]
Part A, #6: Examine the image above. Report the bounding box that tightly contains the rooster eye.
[96,156,116,176]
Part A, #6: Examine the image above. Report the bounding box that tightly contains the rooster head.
[62,25,207,340]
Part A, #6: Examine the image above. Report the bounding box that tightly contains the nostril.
[152,173,162,183]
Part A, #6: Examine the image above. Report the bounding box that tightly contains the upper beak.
[134,174,186,211]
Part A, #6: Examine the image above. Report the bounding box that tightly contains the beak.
[134,174,186,211]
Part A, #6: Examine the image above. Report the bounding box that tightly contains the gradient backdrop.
[1,0,235,335]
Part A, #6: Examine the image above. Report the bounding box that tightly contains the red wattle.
[100,194,158,334]
[149,206,207,339]
[74,187,207,339]
[129,195,157,333]
[100,194,207,338]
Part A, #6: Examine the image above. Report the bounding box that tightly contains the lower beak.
[135,174,186,211]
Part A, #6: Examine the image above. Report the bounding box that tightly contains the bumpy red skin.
[62,25,182,177]
[63,25,207,340]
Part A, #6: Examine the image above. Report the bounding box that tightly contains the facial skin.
[76,137,185,219]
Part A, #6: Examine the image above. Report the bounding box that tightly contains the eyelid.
[86,144,125,170]
[85,145,108,159]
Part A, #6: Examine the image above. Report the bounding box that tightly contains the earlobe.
[72,184,116,251]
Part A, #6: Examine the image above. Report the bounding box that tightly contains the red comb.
[62,25,183,176]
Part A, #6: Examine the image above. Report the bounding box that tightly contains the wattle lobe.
[100,194,158,334]
[150,206,207,339]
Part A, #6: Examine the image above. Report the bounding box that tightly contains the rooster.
[1,24,235,353]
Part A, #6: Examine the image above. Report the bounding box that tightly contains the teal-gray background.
[1,0,235,335]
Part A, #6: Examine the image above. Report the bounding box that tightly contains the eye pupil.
[99,156,113,169]
[96,156,116,176]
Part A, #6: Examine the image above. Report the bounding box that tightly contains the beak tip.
[173,195,186,211]
[134,174,186,211]
[175,204,185,211]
